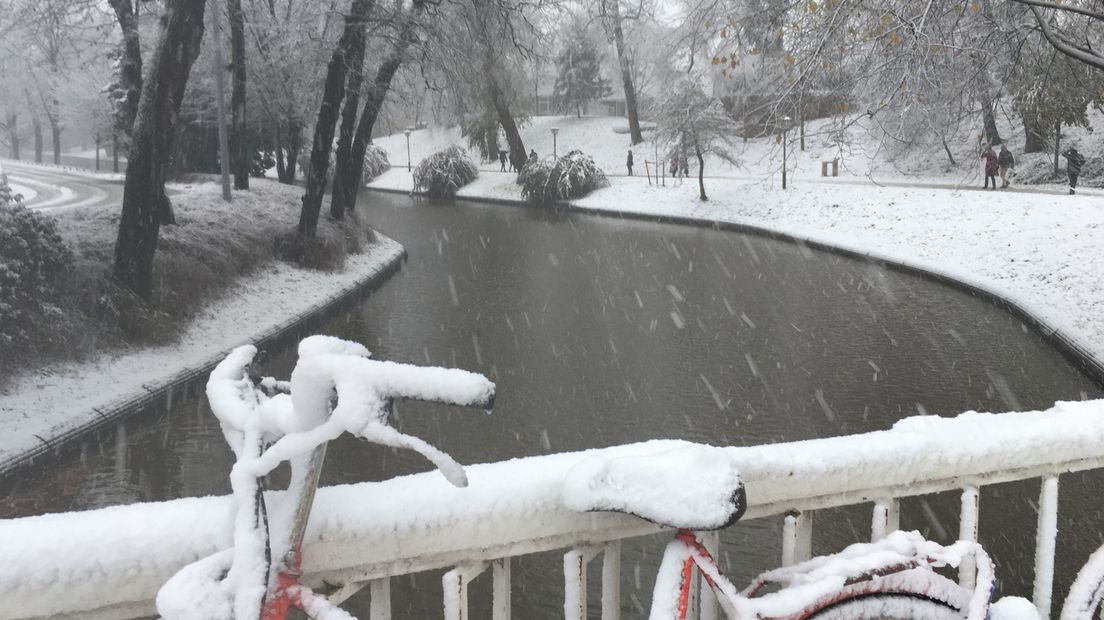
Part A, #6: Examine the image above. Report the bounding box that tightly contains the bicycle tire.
[801,592,966,620]
[1061,544,1104,620]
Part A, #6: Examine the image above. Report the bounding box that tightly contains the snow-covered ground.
[0,180,406,473]
[369,145,1104,372]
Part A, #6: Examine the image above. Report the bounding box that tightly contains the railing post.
[782,510,813,566]
[601,541,621,620]
[698,531,720,620]
[958,485,980,590]
[444,562,488,620]
[370,578,391,620]
[871,499,900,541]
[1034,476,1060,620]
[493,558,511,620]
[564,546,601,620]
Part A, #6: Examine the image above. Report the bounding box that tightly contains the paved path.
[0,159,124,211]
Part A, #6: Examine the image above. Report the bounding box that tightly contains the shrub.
[0,174,74,348]
[520,150,609,205]
[361,144,391,183]
[413,145,478,198]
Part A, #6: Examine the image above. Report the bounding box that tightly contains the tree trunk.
[1023,114,1047,154]
[695,141,706,201]
[6,111,18,159]
[298,0,374,237]
[981,98,1001,146]
[607,0,642,145]
[113,131,120,173]
[228,0,249,190]
[329,0,373,221]
[286,118,300,184]
[1053,121,1061,175]
[489,76,528,172]
[113,0,207,300]
[50,117,61,165]
[33,118,42,163]
[332,0,425,218]
[799,114,805,151]
[941,136,956,166]
[108,0,143,135]
[95,137,101,171]
[275,120,287,182]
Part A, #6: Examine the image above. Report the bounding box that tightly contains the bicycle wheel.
[1061,545,1104,620]
[802,592,966,620]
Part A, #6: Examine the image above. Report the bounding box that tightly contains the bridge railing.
[2,399,1102,620]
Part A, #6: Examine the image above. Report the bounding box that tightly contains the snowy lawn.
[369,170,1104,370]
[0,179,405,473]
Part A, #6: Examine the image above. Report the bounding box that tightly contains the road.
[0,159,124,211]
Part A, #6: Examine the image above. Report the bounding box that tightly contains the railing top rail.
[3,398,1101,619]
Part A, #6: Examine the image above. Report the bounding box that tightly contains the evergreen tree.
[553,20,611,118]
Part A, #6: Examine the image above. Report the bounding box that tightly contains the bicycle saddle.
[563,444,746,530]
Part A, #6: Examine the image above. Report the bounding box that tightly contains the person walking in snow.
[981,146,999,190]
[529,149,538,164]
[626,149,634,176]
[998,145,1015,188]
[1062,146,1085,195]
[498,150,507,172]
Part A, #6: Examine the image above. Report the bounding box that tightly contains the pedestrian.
[1062,146,1085,195]
[626,149,634,176]
[529,149,538,164]
[498,150,507,172]
[669,154,679,177]
[998,145,1015,188]
[981,146,998,190]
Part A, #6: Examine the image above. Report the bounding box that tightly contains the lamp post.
[404,128,413,172]
[550,127,559,159]
[782,116,791,190]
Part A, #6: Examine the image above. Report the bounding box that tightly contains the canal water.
[2,191,1102,617]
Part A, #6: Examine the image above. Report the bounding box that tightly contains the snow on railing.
[2,398,1103,620]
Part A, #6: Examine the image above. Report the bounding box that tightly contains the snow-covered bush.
[361,144,391,183]
[413,145,478,198]
[0,175,73,348]
[1015,151,1104,187]
[520,150,609,205]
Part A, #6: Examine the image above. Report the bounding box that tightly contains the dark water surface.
[2,192,1102,616]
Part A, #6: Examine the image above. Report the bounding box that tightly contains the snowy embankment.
[0,179,407,475]
[3,397,1102,618]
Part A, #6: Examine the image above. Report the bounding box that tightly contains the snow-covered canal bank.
[4,191,1101,617]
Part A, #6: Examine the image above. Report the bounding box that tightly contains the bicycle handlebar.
[208,337,495,487]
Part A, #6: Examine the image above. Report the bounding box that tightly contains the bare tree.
[298,0,375,238]
[1013,0,1104,71]
[113,0,208,299]
[228,0,249,189]
[331,0,429,219]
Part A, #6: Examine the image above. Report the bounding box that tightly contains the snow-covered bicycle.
[564,447,1036,619]
[156,335,495,620]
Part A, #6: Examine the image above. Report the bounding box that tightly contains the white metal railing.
[2,399,1103,620]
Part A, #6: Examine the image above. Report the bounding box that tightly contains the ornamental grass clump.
[520,150,608,205]
[0,174,73,351]
[413,145,478,198]
[361,144,391,183]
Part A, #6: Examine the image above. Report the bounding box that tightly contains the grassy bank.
[3,178,370,377]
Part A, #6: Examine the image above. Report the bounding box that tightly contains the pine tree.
[553,20,611,118]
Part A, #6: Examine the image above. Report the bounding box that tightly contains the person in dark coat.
[1062,146,1085,195]
[998,145,1015,188]
[981,147,999,190]
[626,149,634,176]
[498,150,508,172]
[529,149,538,164]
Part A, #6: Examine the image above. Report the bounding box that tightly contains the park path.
[1,159,124,211]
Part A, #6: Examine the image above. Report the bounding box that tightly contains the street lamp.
[781,116,792,190]
[404,128,413,172]
[550,127,559,159]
